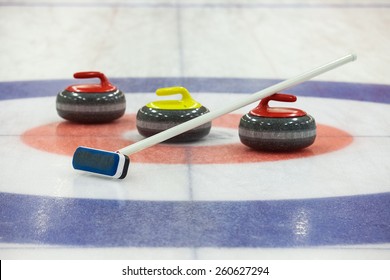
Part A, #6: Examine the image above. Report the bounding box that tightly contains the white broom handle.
[119,54,356,155]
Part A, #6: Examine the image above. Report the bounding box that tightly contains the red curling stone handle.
[251,93,306,118]
[260,93,297,105]
[67,71,117,93]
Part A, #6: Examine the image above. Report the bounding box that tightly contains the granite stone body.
[56,89,126,123]
[136,106,211,142]
[239,113,316,151]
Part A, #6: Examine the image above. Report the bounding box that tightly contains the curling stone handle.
[259,93,296,107]
[156,86,193,102]
[253,93,305,117]
[73,71,112,88]
[263,93,296,103]
[147,86,202,109]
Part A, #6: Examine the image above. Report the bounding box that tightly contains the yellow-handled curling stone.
[136,86,211,142]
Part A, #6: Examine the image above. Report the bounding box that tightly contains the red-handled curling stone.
[239,93,316,151]
[56,72,126,123]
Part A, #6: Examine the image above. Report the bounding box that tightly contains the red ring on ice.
[21,114,353,164]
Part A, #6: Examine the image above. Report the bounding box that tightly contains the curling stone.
[239,93,316,151]
[56,71,126,123]
[136,86,211,142]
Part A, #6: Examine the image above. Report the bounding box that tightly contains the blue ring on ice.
[0,77,389,103]
[1,192,389,247]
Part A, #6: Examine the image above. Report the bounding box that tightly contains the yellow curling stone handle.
[146,86,202,110]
